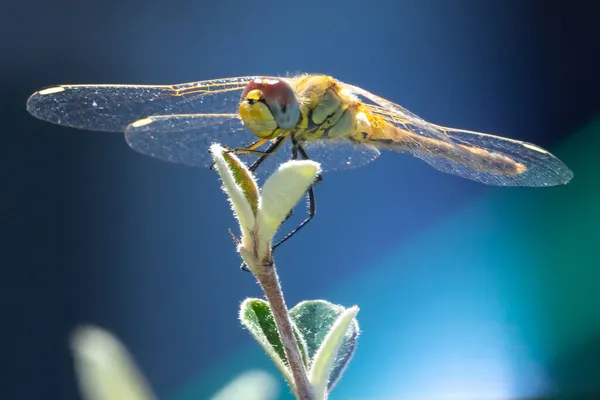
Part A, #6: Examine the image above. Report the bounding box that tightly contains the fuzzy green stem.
[251,260,315,400]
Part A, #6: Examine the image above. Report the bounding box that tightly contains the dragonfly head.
[239,78,300,138]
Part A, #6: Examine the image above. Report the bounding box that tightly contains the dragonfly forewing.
[25,77,256,132]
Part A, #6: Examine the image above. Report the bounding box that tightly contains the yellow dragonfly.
[26,74,574,248]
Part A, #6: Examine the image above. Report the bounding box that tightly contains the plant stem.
[252,260,315,400]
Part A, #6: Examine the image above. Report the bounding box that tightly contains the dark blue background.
[2,0,599,399]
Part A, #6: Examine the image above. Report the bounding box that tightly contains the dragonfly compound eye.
[240,78,300,136]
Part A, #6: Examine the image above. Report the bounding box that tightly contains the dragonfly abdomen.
[365,122,527,177]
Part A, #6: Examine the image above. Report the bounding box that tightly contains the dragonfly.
[27,74,574,253]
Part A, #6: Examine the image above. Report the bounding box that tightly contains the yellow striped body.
[286,75,525,176]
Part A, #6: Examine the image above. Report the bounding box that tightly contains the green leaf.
[239,299,309,388]
[307,307,359,400]
[289,300,359,392]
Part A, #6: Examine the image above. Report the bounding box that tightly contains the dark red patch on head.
[241,78,296,105]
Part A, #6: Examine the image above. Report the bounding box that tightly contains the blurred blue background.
[2,0,599,399]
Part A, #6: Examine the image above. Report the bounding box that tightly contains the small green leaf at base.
[239,298,308,389]
[240,299,359,398]
[290,300,359,393]
[307,306,359,400]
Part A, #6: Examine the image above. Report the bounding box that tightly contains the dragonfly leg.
[248,136,287,172]
[277,143,301,224]
[241,139,318,271]
[272,183,316,250]
[242,186,316,271]
[242,142,318,271]
[272,142,318,250]
[239,136,287,273]
[208,138,281,172]
[297,145,324,184]
[277,142,321,224]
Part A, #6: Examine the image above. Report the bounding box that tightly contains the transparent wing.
[26,76,260,132]
[123,114,380,174]
[245,138,380,180]
[377,124,573,186]
[124,114,253,168]
[250,138,294,180]
[341,82,573,187]
[302,138,381,172]
[412,126,574,186]
[123,113,300,174]
[341,82,459,148]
